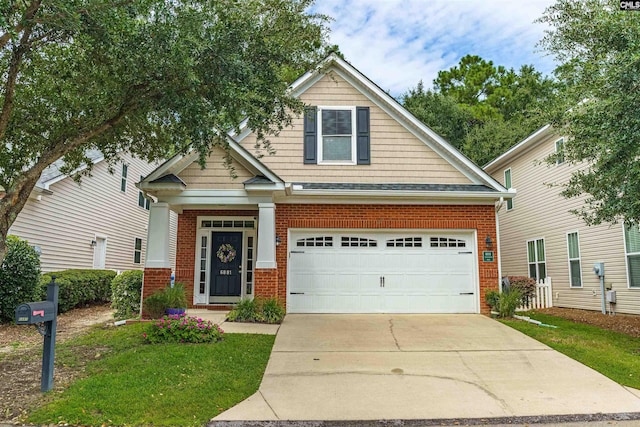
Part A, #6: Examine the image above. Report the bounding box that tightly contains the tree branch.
[0,0,41,140]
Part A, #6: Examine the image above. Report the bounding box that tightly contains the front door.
[210,232,243,297]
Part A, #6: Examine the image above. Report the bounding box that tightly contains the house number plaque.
[219,269,233,275]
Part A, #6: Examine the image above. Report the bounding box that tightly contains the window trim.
[623,223,640,289]
[566,231,582,288]
[317,106,357,165]
[133,237,142,264]
[555,137,565,165]
[504,168,513,211]
[526,237,546,281]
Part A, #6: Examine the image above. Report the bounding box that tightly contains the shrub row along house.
[485,125,640,316]
[10,150,177,273]
[138,54,514,314]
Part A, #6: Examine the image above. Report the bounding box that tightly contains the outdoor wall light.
[275,235,281,246]
[485,236,493,249]
[90,239,97,247]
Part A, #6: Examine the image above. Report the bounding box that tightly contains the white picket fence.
[518,277,553,310]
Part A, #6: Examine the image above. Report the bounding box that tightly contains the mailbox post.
[15,277,59,392]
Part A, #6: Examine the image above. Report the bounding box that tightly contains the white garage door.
[288,231,478,313]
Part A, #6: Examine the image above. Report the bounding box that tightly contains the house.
[138,54,514,314]
[10,150,177,273]
[485,125,640,315]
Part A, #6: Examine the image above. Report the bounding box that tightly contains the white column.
[256,203,277,269]
[145,202,171,268]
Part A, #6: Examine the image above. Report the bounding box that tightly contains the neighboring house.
[138,54,514,314]
[485,125,640,315]
[10,150,177,273]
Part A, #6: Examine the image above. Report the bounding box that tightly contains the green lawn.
[28,323,274,427]
[502,312,640,389]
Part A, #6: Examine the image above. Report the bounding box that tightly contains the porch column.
[256,203,276,269]
[145,202,171,268]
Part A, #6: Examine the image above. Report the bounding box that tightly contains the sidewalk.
[185,309,279,335]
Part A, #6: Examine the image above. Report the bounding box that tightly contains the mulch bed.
[536,307,640,338]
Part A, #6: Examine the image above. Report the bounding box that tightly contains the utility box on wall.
[606,290,616,304]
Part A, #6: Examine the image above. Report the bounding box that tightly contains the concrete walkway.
[213,314,640,421]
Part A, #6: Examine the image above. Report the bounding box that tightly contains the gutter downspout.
[495,197,504,292]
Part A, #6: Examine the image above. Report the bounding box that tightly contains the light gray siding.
[487,132,639,315]
[9,153,177,273]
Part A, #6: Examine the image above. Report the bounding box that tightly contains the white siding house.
[485,125,640,315]
[9,151,177,273]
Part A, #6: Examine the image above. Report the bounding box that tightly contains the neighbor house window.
[303,106,370,165]
[567,232,582,287]
[504,168,513,210]
[120,164,128,192]
[527,238,546,281]
[133,238,142,264]
[138,176,150,209]
[624,224,640,288]
[555,138,565,165]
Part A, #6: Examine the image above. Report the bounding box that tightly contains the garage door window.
[386,237,422,247]
[341,237,377,247]
[296,236,333,247]
[430,237,466,248]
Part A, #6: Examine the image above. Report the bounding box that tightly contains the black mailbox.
[15,301,56,324]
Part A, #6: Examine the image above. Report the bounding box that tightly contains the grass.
[27,322,275,427]
[502,312,640,389]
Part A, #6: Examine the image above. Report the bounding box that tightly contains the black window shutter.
[303,107,317,164]
[356,106,370,165]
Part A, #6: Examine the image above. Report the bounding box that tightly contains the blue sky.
[312,0,558,97]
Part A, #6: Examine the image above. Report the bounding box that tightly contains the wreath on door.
[216,243,236,263]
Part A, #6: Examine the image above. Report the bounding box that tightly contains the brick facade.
[274,204,499,314]
[149,204,499,314]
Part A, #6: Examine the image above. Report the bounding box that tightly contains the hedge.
[111,270,143,320]
[40,269,116,314]
[0,235,41,322]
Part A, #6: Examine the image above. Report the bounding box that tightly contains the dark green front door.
[210,232,242,297]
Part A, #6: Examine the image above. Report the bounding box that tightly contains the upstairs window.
[504,168,513,210]
[120,164,128,192]
[303,106,370,165]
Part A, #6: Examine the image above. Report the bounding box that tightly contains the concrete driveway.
[213,314,640,421]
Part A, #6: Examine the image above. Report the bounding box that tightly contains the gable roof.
[484,125,554,172]
[141,53,509,195]
[37,149,104,190]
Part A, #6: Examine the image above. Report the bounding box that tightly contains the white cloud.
[312,0,557,97]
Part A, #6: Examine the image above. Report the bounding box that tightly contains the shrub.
[142,283,187,319]
[498,288,522,318]
[144,313,224,344]
[261,298,285,324]
[506,276,537,306]
[111,270,143,320]
[143,292,168,319]
[40,269,116,314]
[0,236,41,322]
[227,297,285,324]
[485,290,500,312]
[485,288,523,318]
